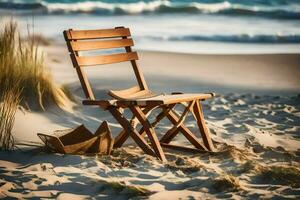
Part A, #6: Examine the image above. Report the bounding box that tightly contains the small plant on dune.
[97,180,152,198]
[258,166,300,187]
[166,156,203,174]
[109,182,151,197]
[213,174,241,192]
[240,160,265,174]
[0,19,74,111]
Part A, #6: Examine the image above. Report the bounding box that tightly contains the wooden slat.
[110,89,157,100]
[70,38,134,51]
[139,93,214,106]
[68,28,131,40]
[76,52,138,66]
[108,85,140,99]
[113,93,214,107]
[124,90,156,99]
[82,93,214,108]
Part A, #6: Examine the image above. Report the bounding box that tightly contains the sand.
[44,43,300,94]
[0,42,300,199]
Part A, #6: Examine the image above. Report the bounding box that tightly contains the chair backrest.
[63,27,148,100]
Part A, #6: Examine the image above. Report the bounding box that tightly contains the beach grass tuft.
[101,181,151,198]
[259,166,300,187]
[213,174,241,192]
[166,156,203,174]
[0,19,74,111]
[0,83,22,150]
[111,182,150,196]
[240,160,265,174]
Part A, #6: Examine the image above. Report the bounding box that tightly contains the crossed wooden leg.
[109,106,156,157]
[113,105,156,148]
[109,99,214,161]
[160,100,215,152]
[109,105,167,162]
[130,106,166,162]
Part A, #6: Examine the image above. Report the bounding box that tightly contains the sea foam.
[1,0,300,19]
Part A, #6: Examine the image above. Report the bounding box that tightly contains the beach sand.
[1,42,300,199]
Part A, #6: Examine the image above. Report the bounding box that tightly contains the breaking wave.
[1,0,300,19]
[160,34,300,43]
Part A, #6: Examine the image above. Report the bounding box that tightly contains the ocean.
[1,0,300,54]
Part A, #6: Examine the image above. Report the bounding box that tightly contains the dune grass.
[0,83,22,150]
[212,174,241,192]
[259,166,300,187]
[92,179,151,198]
[106,181,151,197]
[0,19,74,111]
[166,156,203,174]
[0,19,74,149]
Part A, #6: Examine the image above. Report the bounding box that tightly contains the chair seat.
[83,93,215,108]
[108,87,158,100]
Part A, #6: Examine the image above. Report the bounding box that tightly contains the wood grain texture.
[82,93,214,107]
[76,52,138,66]
[68,28,131,40]
[70,38,134,51]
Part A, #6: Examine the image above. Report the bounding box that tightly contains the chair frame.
[64,27,215,162]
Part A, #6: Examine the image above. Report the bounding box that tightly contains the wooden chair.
[63,27,215,162]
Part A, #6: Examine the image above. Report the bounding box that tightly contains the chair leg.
[113,106,156,148]
[108,106,156,156]
[160,101,194,142]
[193,100,215,151]
[138,104,176,137]
[114,129,127,148]
[130,106,167,162]
[161,109,208,151]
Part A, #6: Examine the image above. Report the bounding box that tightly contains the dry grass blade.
[0,83,22,150]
